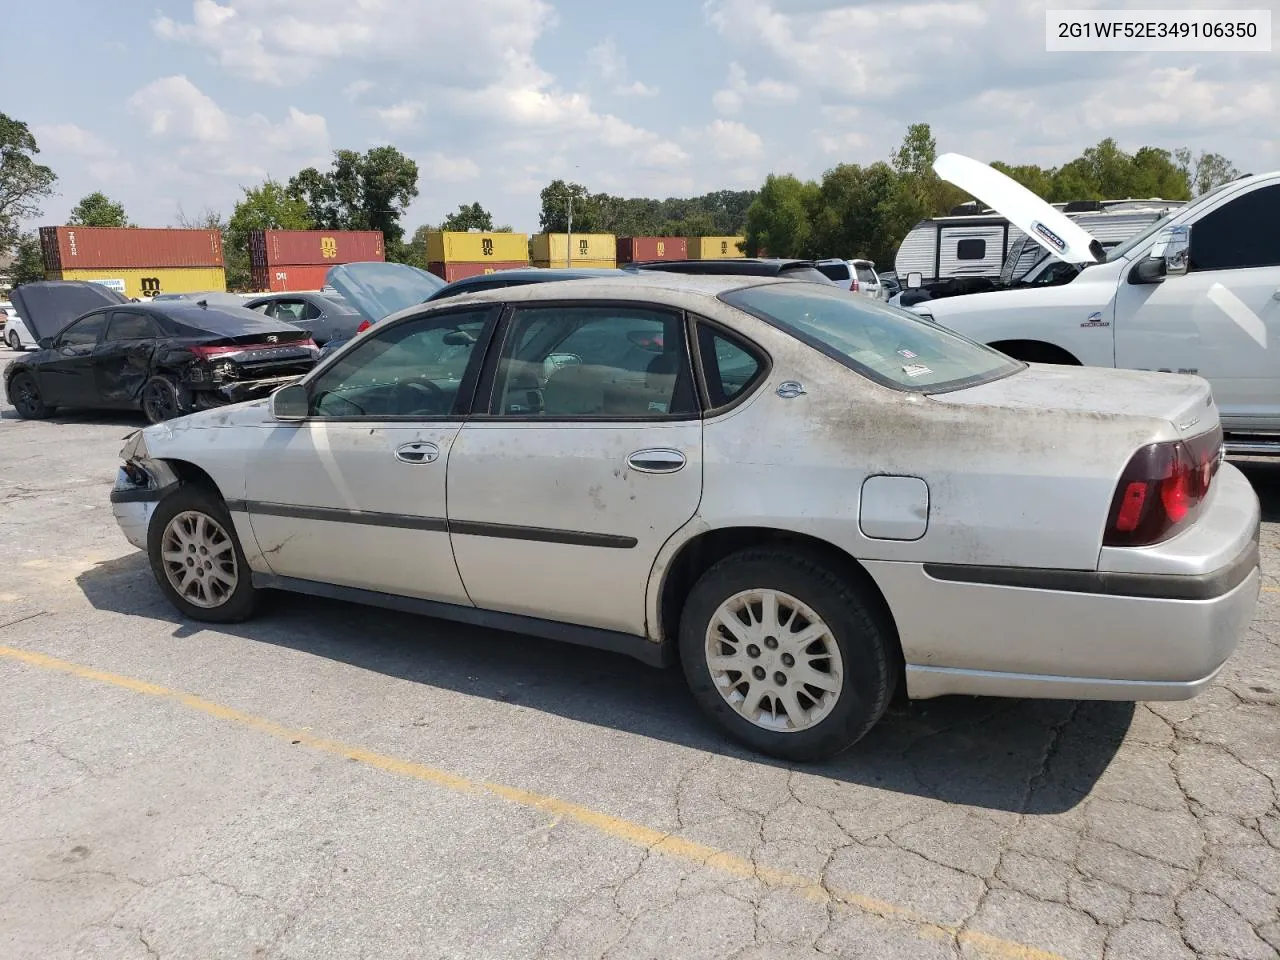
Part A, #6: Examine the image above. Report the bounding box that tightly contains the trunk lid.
[935,363,1219,440]
[10,280,129,341]
[933,153,1106,266]
[325,261,446,323]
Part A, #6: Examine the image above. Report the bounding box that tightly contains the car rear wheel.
[10,373,52,419]
[147,485,258,623]
[141,376,182,424]
[679,548,896,761]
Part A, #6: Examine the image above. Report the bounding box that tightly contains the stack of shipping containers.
[531,234,616,269]
[39,227,225,299]
[687,236,746,259]
[615,236,688,264]
[249,230,384,292]
[425,232,529,281]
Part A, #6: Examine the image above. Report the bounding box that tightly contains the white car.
[915,153,1280,455]
[109,269,1259,760]
[2,303,34,350]
[815,259,883,299]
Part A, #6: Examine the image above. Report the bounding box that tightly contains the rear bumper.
[865,465,1261,701]
[191,374,302,406]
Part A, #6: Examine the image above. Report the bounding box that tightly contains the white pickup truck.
[914,154,1280,455]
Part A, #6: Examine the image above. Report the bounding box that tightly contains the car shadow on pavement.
[0,408,147,427]
[1234,459,1280,523]
[77,551,1132,815]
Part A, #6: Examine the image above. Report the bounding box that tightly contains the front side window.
[491,305,696,418]
[58,313,107,348]
[106,312,161,340]
[722,282,1022,393]
[1189,185,1280,271]
[307,308,490,418]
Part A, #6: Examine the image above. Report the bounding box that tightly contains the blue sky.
[8,0,1277,234]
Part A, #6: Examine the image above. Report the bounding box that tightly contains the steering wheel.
[396,379,446,415]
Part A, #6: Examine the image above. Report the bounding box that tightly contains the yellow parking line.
[0,643,1065,960]
[1263,586,1280,593]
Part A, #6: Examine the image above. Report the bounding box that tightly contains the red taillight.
[1104,427,1222,546]
[357,320,372,333]
[190,337,315,359]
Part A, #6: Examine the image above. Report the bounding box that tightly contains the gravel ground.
[2,347,1278,960]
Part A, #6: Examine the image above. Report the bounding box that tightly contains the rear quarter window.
[816,262,851,283]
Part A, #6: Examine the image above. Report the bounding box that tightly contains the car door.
[447,301,704,636]
[39,312,109,407]
[1114,183,1280,430]
[95,311,163,406]
[244,305,498,602]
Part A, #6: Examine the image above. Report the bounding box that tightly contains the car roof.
[422,272,782,308]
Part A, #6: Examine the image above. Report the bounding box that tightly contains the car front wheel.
[147,485,258,623]
[9,372,52,419]
[679,548,897,761]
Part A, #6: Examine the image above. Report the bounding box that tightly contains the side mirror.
[906,272,923,290]
[271,382,308,421]
[38,337,55,350]
[1133,225,1190,284]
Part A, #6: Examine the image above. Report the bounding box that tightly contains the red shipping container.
[249,230,384,268]
[427,261,529,282]
[41,226,223,270]
[616,236,688,263]
[250,264,334,293]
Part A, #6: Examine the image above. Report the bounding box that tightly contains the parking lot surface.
[3,346,1279,960]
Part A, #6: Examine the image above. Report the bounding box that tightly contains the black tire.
[147,484,258,623]
[141,376,183,424]
[6,330,22,351]
[678,548,897,762]
[9,372,52,419]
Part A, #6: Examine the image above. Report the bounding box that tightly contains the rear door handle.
[626,448,686,474]
[395,441,439,464]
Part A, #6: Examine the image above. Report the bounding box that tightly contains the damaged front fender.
[110,455,181,550]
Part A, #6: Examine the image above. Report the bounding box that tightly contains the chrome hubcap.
[160,511,237,608]
[704,589,844,733]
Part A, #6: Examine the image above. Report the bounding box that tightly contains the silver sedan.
[110,274,1260,760]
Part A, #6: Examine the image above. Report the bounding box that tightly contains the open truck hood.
[933,153,1106,266]
[10,280,129,341]
[325,262,445,324]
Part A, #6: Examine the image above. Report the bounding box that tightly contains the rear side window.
[816,262,851,283]
[697,325,765,409]
[721,282,1022,393]
[106,312,161,340]
[1190,185,1280,271]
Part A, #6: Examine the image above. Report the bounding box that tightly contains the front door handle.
[627,448,686,474]
[395,441,439,464]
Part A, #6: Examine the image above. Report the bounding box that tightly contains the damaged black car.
[4,281,318,423]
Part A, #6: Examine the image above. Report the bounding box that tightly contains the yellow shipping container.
[688,236,745,259]
[532,259,618,270]
[425,231,529,263]
[531,233,616,264]
[53,266,228,300]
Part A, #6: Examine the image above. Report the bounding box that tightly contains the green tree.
[67,191,130,227]
[1175,148,1241,196]
[287,146,419,247]
[223,179,313,289]
[810,161,903,267]
[538,180,604,233]
[9,231,45,286]
[0,113,57,253]
[743,174,819,257]
[989,162,1055,199]
[440,202,494,232]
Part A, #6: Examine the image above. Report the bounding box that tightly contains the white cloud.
[32,124,134,183]
[422,152,481,183]
[154,0,556,87]
[127,76,233,142]
[374,100,426,132]
[712,61,798,115]
[343,79,375,101]
[587,35,660,97]
[700,119,763,159]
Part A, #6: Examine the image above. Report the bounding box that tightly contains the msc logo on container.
[320,237,338,259]
[579,238,589,256]
[657,240,666,256]
[140,277,161,296]
[720,240,729,254]
[481,238,494,257]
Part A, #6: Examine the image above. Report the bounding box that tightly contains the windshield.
[722,282,1022,393]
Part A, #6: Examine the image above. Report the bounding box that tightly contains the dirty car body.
[5,284,318,420]
[110,274,1260,761]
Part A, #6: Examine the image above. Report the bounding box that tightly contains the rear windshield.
[854,265,877,283]
[721,282,1022,393]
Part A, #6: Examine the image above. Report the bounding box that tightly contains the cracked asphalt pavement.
[2,355,1279,960]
